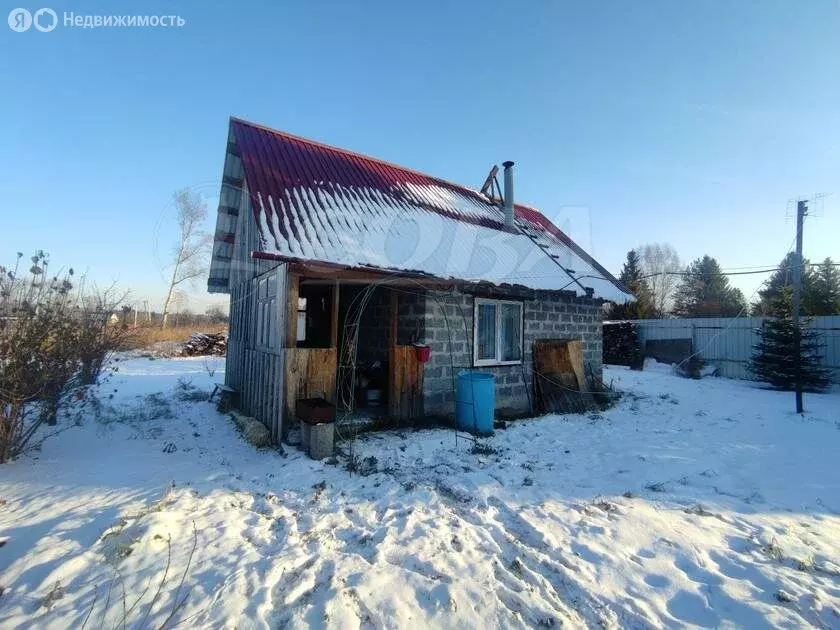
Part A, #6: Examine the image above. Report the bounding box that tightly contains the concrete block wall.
[396,290,426,345]
[420,289,603,417]
[351,286,390,365]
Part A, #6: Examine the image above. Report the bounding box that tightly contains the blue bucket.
[455,371,495,436]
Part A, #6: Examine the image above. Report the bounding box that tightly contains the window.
[473,298,523,366]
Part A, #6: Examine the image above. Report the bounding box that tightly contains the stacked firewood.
[602,322,640,367]
[181,332,227,356]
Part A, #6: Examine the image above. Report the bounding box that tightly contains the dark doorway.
[297,284,334,348]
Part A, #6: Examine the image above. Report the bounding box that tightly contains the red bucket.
[414,344,431,363]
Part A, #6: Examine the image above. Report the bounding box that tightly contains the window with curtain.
[473,298,523,366]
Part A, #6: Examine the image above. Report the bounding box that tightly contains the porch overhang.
[249,251,591,300]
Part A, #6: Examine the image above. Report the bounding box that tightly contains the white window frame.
[473,298,524,367]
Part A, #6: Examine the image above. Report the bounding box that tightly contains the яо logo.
[8,8,58,32]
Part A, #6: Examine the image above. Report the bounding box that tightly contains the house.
[208,117,633,441]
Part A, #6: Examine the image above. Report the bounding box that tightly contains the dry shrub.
[0,251,131,462]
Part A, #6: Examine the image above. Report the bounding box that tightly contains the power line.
[645,262,840,278]
[670,233,800,373]
[500,262,840,284]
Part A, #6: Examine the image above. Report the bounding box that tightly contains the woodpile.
[603,322,641,367]
[181,332,227,356]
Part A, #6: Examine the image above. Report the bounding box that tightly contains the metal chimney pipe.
[502,160,515,229]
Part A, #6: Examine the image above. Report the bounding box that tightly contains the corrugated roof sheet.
[214,117,631,301]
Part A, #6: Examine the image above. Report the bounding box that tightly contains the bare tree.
[205,304,228,324]
[640,243,681,317]
[161,190,211,329]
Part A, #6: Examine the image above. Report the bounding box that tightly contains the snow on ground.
[1,357,839,629]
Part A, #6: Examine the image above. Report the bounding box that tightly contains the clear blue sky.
[2,0,838,311]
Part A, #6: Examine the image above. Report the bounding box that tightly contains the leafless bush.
[202,356,217,379]
[0,251,131,462]
[74,281,134,385]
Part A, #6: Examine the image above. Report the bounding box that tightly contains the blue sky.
[1,0,838,311]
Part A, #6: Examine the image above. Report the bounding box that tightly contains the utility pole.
[791,200,807,414]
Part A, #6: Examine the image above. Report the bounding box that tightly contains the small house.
[208,118,632,441]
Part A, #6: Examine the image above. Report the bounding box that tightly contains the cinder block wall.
[346,285,391,365]
[396,290,426,345]
[420,290,604,417]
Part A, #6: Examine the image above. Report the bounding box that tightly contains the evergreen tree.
[749,295,831,392]
[672,255,746,317]
[753,252,819,316]
[608,250,654,320]
[811,258,840,315]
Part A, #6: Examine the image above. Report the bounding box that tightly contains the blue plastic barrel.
[456,371,496,436]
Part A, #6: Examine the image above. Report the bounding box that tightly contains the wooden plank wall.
[225,282,251,395]
[241,348,285,441]
[533,339,594,413]
[284,348,337,421]
[388,291,425,422]
[287,273,299,345]
[533,339,585,390]
[389,345,425,421]
[226,261,287,442]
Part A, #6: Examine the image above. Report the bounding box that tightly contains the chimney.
[502,160,515,230]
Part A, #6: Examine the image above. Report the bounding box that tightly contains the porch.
[282,264,443,439]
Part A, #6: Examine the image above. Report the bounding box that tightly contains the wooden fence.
[622,316,840,383]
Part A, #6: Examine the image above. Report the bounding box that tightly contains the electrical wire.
[670,234,800,372]
[498,262,840,287]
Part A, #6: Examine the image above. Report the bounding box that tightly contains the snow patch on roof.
[215,118,632,301]
[253,183,619,295]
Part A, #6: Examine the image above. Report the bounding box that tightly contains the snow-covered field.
[1,357,839,628]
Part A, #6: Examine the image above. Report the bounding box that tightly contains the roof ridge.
[230,116,503,204]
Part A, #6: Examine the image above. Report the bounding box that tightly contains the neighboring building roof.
[209,117,632,302]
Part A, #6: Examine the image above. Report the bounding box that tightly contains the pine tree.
[607,249,654,320]
[753,252,819,316]
[811,258,840,315]
[672,255,746,317]
[749,295,831,392]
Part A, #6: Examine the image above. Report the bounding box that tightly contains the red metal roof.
[213,117,630,300]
